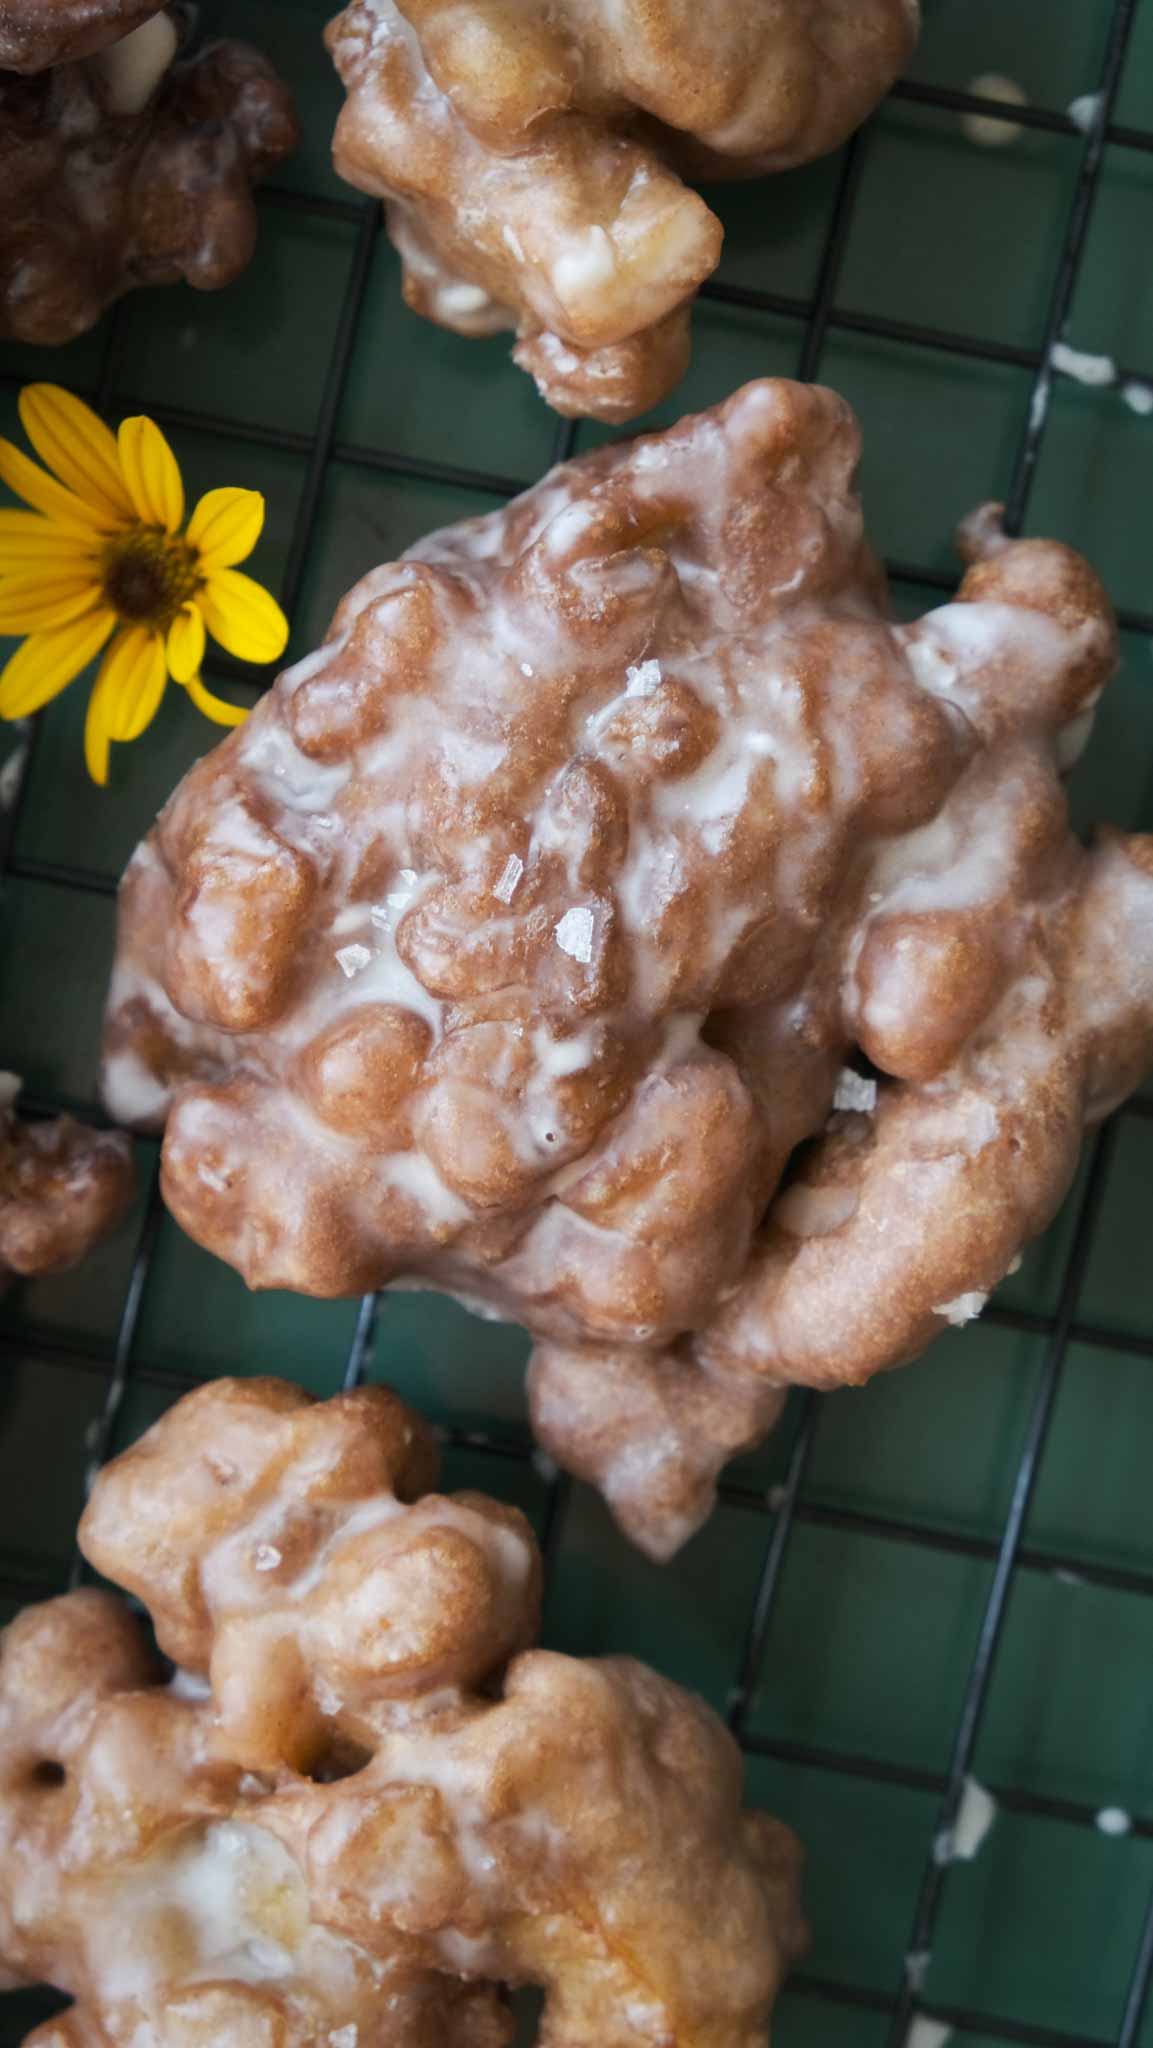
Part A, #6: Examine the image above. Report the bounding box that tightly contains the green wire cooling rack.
[2,1,1153,2042]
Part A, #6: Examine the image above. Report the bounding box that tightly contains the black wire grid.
[1,7,1152,2044]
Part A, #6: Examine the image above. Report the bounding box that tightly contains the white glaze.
[933,1290,987,1326]
[833,1069,877,1114]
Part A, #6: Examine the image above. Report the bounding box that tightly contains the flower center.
[101,528,200,630]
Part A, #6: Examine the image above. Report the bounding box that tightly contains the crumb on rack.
[1051,340,1118,388]
[962,73,1027,146]
[935,1775,998,1864]
[904,1949,932,1993]
[1096,1806,1133,1837]
[1068,91,1104,133]
[906,2017,952,2048]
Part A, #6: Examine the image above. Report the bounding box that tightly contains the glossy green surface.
[1,2,1152,2042]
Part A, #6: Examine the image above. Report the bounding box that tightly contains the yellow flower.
[0,384,290,784]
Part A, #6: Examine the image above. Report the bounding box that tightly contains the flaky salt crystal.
[554,906,595,964]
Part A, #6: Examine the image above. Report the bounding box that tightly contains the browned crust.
[0,1378,806,2044]
[101,379,1153,1557]
[324,0,918,418]
[0,37,299,345]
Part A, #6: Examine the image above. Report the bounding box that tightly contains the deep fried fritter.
[326,0,918,418]
[0,1076,133,1290]
[0,24,298,345]
[102,379,1153,1555]
[0,1377,806,2045]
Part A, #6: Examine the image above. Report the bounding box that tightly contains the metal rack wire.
[1,3,1152,2042]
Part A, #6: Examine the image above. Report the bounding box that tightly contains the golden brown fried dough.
[103,379,1153,1556]
[0,1377,806,2045]
[325,0,918,418]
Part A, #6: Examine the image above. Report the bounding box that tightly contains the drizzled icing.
[0,24,298,347]
[0,1379,806,2045]
[103,377,1153,1556]
[324,0,917,419]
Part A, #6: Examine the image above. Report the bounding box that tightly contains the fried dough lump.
[0,10,298,345]
[0,1075,133,1292]
[0,1376,805,2045]
[102,378,1153,1556]
[325,0,917,418]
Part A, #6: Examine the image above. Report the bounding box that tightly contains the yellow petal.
[84,673,112,786]
[83,625,167,783]
[0,438,109,537]
[0,574,104,635]
[200,569,289,666]
[18,385,135,527]
[186,487,265,572]
[0,510,100,571]
[0,608,115,719]
[117,415,185,533]
[166,601,206,685]
[97,624,168,741]
[183,672,250,727]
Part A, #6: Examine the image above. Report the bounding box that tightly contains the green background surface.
[1,1,1152,2042]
